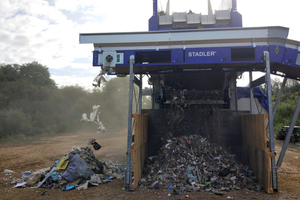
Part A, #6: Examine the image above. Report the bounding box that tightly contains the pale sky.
[1,0,300,89]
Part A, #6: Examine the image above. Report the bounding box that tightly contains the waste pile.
[8,147,125,191]
[141,135,259,195]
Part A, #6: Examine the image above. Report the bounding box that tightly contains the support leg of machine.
[264,51,278,190]
[125,55,135,190]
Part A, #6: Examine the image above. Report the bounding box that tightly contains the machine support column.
[138,74,142,114]
[125,55,135,190]
[277,95,300,167]
[249,72,254,114]
[229,74,237,110]
[264,51,278,190]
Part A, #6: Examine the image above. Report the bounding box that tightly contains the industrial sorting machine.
[79,0,300,193]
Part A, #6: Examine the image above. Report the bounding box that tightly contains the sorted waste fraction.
[141,135,260,195]
[9,146,125,191]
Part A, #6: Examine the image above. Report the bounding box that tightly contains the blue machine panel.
[171,49,184,64]
[93,45,300,73]
[255,46,268,63]
[283,48,298,66]
[185,47,230,64]
[269,45,285,63]
[93,51,99,66]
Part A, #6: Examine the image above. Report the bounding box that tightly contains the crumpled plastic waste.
[62,154,95,182]
[50,172,60,182]
[25,172,43,186]
[22,171,31,179]
[81,105,106,133]
[163,86,224,109]
[4,169,15,173]
[88,138,101,151]
[92,69,107,88]
[13,182,27,188]
[63,185,76,191]
[142,135,258,194]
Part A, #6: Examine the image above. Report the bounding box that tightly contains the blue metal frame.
[92,45,300,72]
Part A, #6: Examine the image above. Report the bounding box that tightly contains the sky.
[1,0,300,89]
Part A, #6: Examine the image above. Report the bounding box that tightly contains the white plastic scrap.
[96,112,106,133]
[4,169,15,173]
[93,70,107,88]
[81,113,90,122]
[90,105,100,122]
[81,105,106,133]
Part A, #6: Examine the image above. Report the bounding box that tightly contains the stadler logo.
[188,51,217,57]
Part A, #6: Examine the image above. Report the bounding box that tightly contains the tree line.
[0,62,131,139]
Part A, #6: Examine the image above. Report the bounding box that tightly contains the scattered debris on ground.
[4,147,125,191]
[141,135,260,195]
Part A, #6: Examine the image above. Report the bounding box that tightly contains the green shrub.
[0,109,33,138]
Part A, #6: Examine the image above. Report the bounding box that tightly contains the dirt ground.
[0,131,300,200]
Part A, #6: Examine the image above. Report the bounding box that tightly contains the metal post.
[125,55,134,190]
[277,95,300,167]
[232,0,237,10]
[138,74,142,114]
[153,0,157,15]
[249,71,254,114]
[264,51,278,190]
[229,74,237,111]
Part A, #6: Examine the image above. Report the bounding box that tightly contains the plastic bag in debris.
[50,172,60,182]
[62,154,94,183]
[65,147,104,174]
[92,142,101,150]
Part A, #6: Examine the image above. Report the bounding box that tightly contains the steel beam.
[250,75,266,88]
[249,72,254,114]
[125,55,135,190]
[277,95,300,167]
[229,73,237,111]
[133,76,142,87]
[264,51,278,190]
[138,74,142,114]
